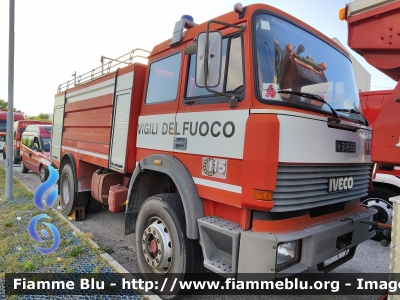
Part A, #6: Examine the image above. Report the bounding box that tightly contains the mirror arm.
[204,20,246,107]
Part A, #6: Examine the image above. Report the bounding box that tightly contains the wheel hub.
[361,197,393,230]
[61,175,70,205]
[142,218,172,274]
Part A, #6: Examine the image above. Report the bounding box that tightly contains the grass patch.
[83,232,96,240]
[67,245,85,257]
[0,165,112,274]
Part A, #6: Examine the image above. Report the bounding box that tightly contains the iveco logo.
[328,177,354,192]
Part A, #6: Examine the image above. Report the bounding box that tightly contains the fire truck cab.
[52,3,376,293]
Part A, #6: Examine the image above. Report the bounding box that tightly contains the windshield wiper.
[335,108,369,126]
[277,90,340,120]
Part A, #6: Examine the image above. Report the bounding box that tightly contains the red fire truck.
[52,3,376,293]
[359,90,399,240]
[0,110,24,153]
[341,0,400,244]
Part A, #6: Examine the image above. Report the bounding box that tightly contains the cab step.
[197,216,242,276]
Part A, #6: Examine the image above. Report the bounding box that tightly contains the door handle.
[173,137,187,150]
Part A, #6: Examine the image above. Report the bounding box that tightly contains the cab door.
[31,136,41,172]
[174,31,250,209]
[136,51,183,161]
[21,135,34,171]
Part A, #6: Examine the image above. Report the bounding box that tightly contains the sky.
[0,0,397,116]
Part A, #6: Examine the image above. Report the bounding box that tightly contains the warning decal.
[262,83,281,100]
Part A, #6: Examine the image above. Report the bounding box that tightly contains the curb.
[13,175,162,300]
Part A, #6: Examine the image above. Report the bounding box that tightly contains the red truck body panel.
[360,90,400,177]
[347,1,400,166]
[57,64,147,179]
[359,90,392,128]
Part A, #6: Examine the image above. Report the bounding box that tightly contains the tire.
[2,150,5,160]
[135,193,203,299]
[361,186,397,241]
[20,159,29,173]
[59,164,89,216]
[39,165,49,183]
[13,155,19,164]
[86,197,103,214]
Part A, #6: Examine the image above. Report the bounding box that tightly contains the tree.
[0,99,7,110]
[26,113,51,120]
[0,98,24,114]
[38,113,50,120]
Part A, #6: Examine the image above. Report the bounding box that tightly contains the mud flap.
[125,211,138,235]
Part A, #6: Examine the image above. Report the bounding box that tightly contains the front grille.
[272,164,371,212]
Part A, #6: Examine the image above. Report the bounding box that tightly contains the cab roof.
[23,125,52,135]
[150,3,349,59]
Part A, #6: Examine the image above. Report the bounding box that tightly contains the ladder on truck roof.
[57,48,150,93]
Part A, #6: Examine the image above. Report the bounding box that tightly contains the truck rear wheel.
[361,186,396,241]
[59,164,89,216]
[135,193,203,298]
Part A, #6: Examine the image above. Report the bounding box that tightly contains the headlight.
[276,240,301,271]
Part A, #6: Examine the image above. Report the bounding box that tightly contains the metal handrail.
[57,48,150,92]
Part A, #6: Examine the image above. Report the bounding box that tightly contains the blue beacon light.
[181,15,194,23]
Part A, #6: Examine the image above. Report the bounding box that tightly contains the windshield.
[43,126,52,134]
[41,137,51,152]
[254,14,363,123]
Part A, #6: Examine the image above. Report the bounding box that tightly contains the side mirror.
[195,31,222,88]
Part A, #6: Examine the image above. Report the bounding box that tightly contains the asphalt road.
[2,156,390,300]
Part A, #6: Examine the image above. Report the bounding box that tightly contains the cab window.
[22,135,33,148]
[145,52,182,104]
[41,137,51,152]
[33,137,40,149]
[185,35,244,99]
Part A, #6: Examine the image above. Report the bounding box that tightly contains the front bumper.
[237,208,377,274]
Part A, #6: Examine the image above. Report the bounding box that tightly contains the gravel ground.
[1,156,390,300]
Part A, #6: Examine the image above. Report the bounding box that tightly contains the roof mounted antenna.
[169,15,197,47]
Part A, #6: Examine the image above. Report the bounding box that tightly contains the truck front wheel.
[39,165,49,183]
[135,193,202,298]
[361,186,396,241]
[59,164,89,216]
[20,159,29,173]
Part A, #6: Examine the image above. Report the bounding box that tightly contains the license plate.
[336,140,356,153]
